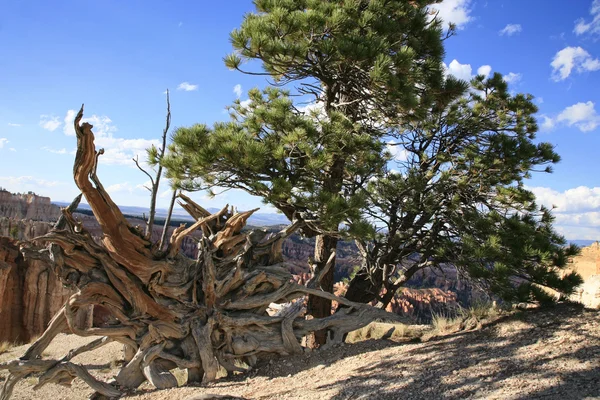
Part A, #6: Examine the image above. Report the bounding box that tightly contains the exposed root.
[2,105,406,399]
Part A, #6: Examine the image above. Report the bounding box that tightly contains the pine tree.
[163,1,582,345]
[164,0,450,345]
[344,73,582,306]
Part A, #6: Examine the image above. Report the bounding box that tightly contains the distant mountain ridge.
[53,201,290,227]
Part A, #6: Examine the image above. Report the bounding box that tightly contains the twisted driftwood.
[0,106,403,399]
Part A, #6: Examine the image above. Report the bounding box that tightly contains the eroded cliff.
[0,190,61,222]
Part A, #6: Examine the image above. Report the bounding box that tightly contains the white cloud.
[529,185,600,215]
[297,101,326,119]
[96,137,160,166]
[536,97,544,105]
[63,109,77,136]
[233,84,242,98]
[42,146,68,154]
[63,110,116,138]
[503,72,522,84]
[539,115,555,131]
[62,109,160,165]
[477,65,492,78]
[0,138,8,149]
[9,148,15,152]
[39,115,61,131]
[574,0,600,36]
[107,182,135,194]
[429,0,473,30]
[443,60,500,83]
[239,99,252,109]
[556,101,600,132]
[499,23,522,36]
[135,180,153,192]
[386,140,409,162]
[444,59,473,81]
[550,46,600,81]
[0,176,65,188]
[177,82,198,91]
[528,185,600,239]
[7,123,20,127]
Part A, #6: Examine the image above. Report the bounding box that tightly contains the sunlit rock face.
[0,190,61,222]
[567,243,600,309]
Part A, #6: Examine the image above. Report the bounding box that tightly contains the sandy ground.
[1,303,599,400]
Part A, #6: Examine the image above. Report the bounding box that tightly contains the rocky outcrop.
[571,276,600,309]
[0,217,53,241]
[0,190,61,222]
[332,281,459,322]
[567,242,600,309]
[0,237,71,343]
[567,241,600,280]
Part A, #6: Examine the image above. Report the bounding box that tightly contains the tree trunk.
[306,234,337,346]
[158,189,177,251]
[0,105,405,400]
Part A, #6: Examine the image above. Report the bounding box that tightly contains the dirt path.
[2,304,599,400]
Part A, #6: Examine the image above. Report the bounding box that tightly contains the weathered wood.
[2,106,404,399]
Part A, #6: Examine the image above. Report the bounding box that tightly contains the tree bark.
[306,234,337,346]
[158,189,177,251]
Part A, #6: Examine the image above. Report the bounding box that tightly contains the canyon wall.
[0,236,71,343]
[0,190,61,222]
[0,192,69,343]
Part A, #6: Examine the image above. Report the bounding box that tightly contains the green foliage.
[164,0,448,234]
[163,0,582,307]
[358,73,582,304]
[9,226,18,240]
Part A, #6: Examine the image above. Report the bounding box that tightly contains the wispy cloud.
[39,115,61,131]
[551,46,600,81]
[7,123,20,127]
[233,84,242,98]
[499,23,522,36]
[42,146,68,154]
[539,115,555,131]
[9,148,16,152]
[574,0,600,36]
[177,82,198,91]
[0,138,8,148]
[0,176,65,188]
[503,72,522,84]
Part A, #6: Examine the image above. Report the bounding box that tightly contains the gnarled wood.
[2,106,406,399]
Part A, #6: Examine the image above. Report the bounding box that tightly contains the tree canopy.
[163,0,582,344]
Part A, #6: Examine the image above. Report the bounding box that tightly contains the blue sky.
[1,0,600,239]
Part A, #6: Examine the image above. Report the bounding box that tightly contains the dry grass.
[346,321,423,343]
[0,341,15,355]
[429,301,503,337]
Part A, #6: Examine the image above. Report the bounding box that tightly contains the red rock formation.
[0,237,71,343]
[333,281,458,322]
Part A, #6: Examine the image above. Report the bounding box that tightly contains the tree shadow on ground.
[130,304,600,400]
[315,304,600,399]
